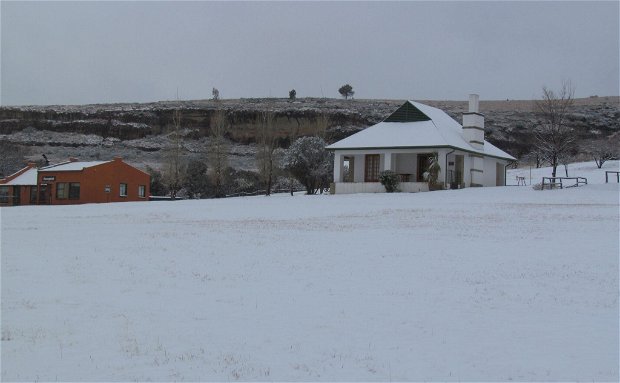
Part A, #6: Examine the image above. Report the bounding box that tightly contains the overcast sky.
[1,1,618,106]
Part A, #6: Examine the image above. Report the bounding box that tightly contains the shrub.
[379,170,400,193]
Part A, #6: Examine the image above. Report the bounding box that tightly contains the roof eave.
[326,144,515,161]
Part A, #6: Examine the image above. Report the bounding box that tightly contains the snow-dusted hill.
[1,162,618,381]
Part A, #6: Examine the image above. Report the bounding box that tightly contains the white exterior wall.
[470,155,485,186]
[353,154,364,182]
[483,157,508,186]
[332,148,509,193]
[333,153,342,183]
[483,157,497,186]
[334,182,429,194]
[462,114,485,150]
[394,153,417,177]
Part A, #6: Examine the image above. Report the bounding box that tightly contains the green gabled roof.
[383,101,431,122]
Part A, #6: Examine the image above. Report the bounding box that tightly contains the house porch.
[332,148,475,194]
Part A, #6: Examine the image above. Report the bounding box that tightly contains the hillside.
[0,96,618,173]
[2,161,618,381]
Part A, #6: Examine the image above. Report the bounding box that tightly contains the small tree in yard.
[163,109,186,199]
[585,135,619,169]
[146,166,168,196]
[379,170,400,192]
[283,136,333,195]
[534,80,577,177]
[184,159,210,198]
[338,84,354,100]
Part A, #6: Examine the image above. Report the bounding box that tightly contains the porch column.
[437,149,447,188]
[333,152,342,183]
[383,152,393,171]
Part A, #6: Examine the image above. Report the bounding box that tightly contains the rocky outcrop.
[0,96,618,168]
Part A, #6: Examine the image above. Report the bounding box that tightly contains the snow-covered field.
[1,161,618,381]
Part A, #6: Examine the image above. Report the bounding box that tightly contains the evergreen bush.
[379,170,400,193]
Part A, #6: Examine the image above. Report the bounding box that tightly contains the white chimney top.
[468,94,479,113]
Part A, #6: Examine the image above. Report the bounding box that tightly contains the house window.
[0,186,9,204]
[56,183,68,199]
[138,185,146,198]
[69,183,80,200]
[120,183,128,197]
[364,154,380,182]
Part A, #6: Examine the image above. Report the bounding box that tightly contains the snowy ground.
[1,161,618,381]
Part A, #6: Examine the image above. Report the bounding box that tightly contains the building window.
[0,186,9,204]
[120,183,128,197]
[69,183,80,200]
[364,154,380,182]
[56,183,68,199]
[138,185,146,198]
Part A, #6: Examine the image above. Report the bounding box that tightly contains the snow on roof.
[1,167,38,185]
[327,100,515,161]
[40,160,112,172]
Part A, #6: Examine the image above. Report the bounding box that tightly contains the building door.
[455,155,464,187]
[364,154,380,182]
[12,186,21,206]
[496,163,504,186]
[39,184,50,205]
[417,154,432,182]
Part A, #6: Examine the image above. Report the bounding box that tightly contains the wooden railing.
[541,177,587,190]
[605,171,620,183]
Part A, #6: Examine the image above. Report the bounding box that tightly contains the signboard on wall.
[104,185,111,193]
[42,176,55,182]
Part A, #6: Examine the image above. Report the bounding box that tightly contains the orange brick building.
[0,157,150,206]
[0,163,38,206]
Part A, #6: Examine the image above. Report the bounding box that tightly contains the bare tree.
[162,108,186,199]
[534,80,577,177]
[209,107,229,197]
[212,87,220,101]
[585,134,619,169]
[256,110,278,195]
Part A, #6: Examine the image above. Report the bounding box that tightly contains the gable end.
[383,101,431,122]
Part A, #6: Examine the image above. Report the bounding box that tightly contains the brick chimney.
[113,156,123,162]
[462,94,485,150]
[69,157,79,162]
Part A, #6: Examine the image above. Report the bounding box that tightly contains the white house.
[326,94,516,194]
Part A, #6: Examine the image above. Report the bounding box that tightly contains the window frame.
[56,182,68,199]
[68,183,80,200]
[0,186,9,204]
[364,154,380,182]
[119,183,128,197]
[138,185,146,198]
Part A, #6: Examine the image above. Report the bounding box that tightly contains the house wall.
[483,157,508,186]
[38,160,150,205]
[394,153,417,179]
[334,182,429,194]
[0,185,36,206]
[333,148,510,192]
